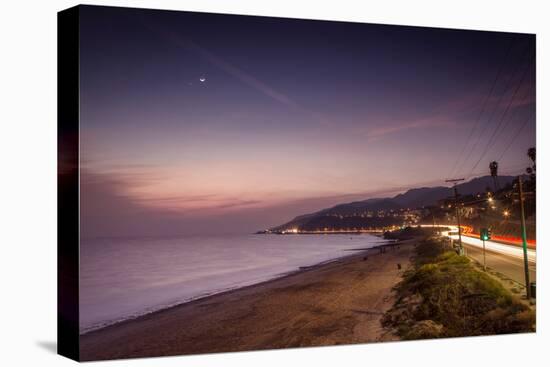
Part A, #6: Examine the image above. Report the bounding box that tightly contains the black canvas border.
[58,5,80,362]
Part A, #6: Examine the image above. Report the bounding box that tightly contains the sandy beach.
[80,240,415,361]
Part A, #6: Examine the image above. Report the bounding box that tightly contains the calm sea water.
[79,233,386,333]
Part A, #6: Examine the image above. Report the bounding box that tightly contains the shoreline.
[79,251,366,335]
[80,238,392,335]
[80,239,415,361]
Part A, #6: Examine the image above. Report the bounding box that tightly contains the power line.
[481,60,533,155]
[466,163,522,181]
[466,161,527,180]
[447,38,516,179]
[466,49,534,179]
[496,111,535,162]
[489,72,534,150]
[454,41,531,178]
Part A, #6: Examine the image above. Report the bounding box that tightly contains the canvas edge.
[57,5,81,362]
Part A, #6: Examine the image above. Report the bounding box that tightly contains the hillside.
[270,175,515,232]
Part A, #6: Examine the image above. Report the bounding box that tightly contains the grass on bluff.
[382,238,535,340]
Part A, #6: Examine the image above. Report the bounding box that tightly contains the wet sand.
[80,240,415,361]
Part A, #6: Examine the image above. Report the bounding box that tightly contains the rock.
[401,293,423,306]
[405,320,444,339]
[382,294,423,326]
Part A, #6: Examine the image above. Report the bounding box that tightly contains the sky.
[78,5,536,238]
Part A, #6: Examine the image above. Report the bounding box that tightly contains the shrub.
[383,239,535,339]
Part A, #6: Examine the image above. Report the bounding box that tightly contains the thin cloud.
[185,39,299,109]
[365,118,454,141]
[81,168,265,213]
[184,38,332,126]
[142,20,331,126]
[363,89,487,142]
[150,21,300,109]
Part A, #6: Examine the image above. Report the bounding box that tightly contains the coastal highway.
[458,242,536,286]
[420,225,536,286]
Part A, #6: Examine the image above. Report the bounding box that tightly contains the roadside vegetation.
[383,226,436,241]
[382,238,535,340]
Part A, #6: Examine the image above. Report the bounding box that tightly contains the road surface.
[460,242,536,286]
[421,225,536,286]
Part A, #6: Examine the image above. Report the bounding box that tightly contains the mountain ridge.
[271,175,515,231]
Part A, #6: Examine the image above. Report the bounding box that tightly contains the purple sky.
[78,6,535,238]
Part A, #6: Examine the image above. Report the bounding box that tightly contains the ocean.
[79,233,387,334]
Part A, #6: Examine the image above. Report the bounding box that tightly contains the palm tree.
[527,147,535,164]
[526,147,536,192]
[527,147,536,176]
[489,161,499,192]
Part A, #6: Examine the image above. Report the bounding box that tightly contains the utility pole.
[482,237,486,270]
[446,178,465,255]
[518,176,531,299]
